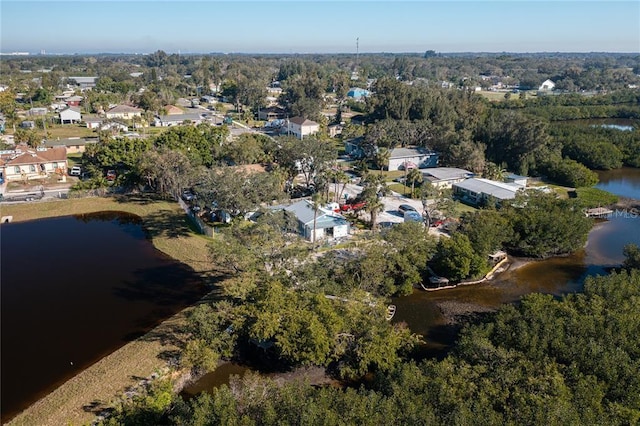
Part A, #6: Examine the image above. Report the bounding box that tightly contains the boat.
[386,305,396,321]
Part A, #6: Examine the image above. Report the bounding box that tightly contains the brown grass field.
[2,196,214,426]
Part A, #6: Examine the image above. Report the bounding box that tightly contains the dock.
[585,207,613,218]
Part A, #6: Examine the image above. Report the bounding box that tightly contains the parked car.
[106,170,117,181]
[70,166,82,176]
[404,210,424,223]
[398,204,417,214]
[182,190,195,202]
[341,200,366,212]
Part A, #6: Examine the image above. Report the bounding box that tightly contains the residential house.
[422,167,473,189]
[286,116,319,139]
[27,107,48,116]
[344,137,366,159]
[65,95,83,107]
[84,117,104,129]
[59,106,81,124]
[505,173,528,187]
[328,123,343,138]
[257,106,287,121]
[153,112,205,127]
[538,79,555,92]
[105,105,142,120]
[347,87,370,99]
[388,147,439,171]
[43,137,98,154]
[281,199,350,241]
[0,145,67,181]
[453,178,525,207]
[68,76,98,90]
[100,121,129,133]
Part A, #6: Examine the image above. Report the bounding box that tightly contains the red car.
[341,201,366,212]
[106,170,117,181]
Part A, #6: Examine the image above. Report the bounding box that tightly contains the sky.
[1,1,639,54]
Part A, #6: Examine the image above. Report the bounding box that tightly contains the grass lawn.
[46,124,95,139]
[453,201,478,217]
[3,195,214,426]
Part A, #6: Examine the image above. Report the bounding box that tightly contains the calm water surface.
[394,166,640,353]
[596,167,640,199]
[1,212,208,423]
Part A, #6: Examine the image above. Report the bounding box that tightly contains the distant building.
[105,105,142,120]
[422,167,473,189]
[538,79,555,92]
[84,117,104,129]
[286,116,319,140]
[43,137,98,154]
[65,95,83,107]
[328,123,343,138]
[347,87,371,99]
[388,147,439,171]
[27,107,48,116]
[257,106,287,121]
[153,113,205,127]
[162,105,184,115]
[59,106,82,124]
[68,76,98,90]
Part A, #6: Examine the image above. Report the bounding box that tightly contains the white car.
[70,166,81,176]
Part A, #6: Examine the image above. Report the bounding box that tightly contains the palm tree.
[311,192,322,245]
[365,196,385,231]
[407,168,423,198]
[375,148,390,175]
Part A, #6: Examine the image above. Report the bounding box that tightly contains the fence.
[177,197,216,237]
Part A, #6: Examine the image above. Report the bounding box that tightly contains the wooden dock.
[585,207,614,218]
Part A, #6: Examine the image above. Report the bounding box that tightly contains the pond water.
[0,212,208,423]
[568,117,639,131]
[596,167,640,199]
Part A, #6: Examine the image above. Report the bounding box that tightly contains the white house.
[153,113,205,127]
[85,117,104,129]
[281,199,350,241]
[105,105,142,120]
[59,106,81,124]
[388,147,439,171]
[0,145,67,181]
[538,79,555,92]
[453,178,524,207]
[422,167,473,189]
[286,116,319,140]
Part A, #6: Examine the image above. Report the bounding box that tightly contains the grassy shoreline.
[2,196,214,426]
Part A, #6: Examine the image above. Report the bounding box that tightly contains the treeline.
[431,192,592,281]
[101,260,640,425]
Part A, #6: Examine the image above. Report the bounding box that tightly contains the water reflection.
[0,213,207,423]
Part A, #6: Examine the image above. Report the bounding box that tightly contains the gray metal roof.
[390,147,434,159]
[422,167,472,181]
[284,200,348,227]
[454,178,521,200]
[157,113,203,122]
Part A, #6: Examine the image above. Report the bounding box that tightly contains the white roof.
[454,178,523,200]
[423,167,473,181]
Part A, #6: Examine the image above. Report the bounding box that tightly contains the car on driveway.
[341,200,367,212]
[70,166,81,176]
[398,204,417,214]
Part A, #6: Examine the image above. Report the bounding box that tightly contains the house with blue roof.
[347,87,371,99]
[282,199,350,241]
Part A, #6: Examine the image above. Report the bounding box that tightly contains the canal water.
[0,212,208,423]
[184,166,640,395]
